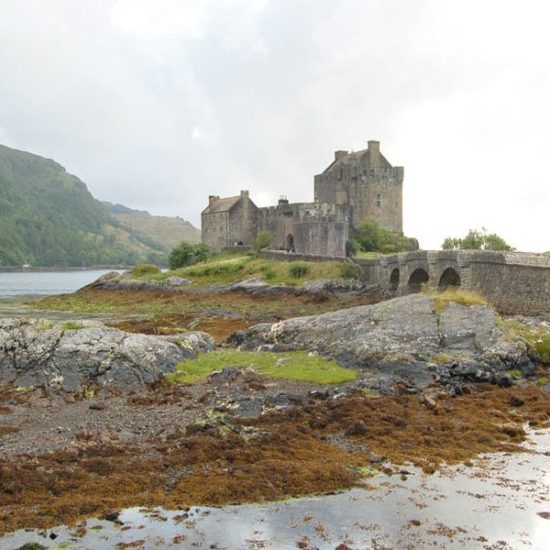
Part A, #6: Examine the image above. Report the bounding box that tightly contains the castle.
[201,140,404,257]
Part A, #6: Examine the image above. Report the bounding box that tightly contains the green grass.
[62,321,84,331]
[424,287,488,313]
[167,349,357,385]
[133,253,350,287]
[130,263,161,277]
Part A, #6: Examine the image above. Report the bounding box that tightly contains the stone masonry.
[201,140,403,257]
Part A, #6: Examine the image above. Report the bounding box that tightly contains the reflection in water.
[2,430,550,549]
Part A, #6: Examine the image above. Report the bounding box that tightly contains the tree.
[254,231,273,251]
[169,242,211,270]
[354,220,415,254]
[441,228,514,251]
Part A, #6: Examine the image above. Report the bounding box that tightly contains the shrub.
[354,220,415,254]
[130,263,160,277]
[254,231,273,251]
[169,242,211,270]
[289,263,310,278]
[340,262,362,279]
[442,228,514,251]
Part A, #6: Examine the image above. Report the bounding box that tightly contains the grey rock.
[85,273,192,292]
[230,294,538,390]
[0,318,214,392]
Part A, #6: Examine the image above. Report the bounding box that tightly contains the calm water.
[0,270,121,298]
[2,430,550,549]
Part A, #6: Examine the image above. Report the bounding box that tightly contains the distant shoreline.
[0,266,131,273]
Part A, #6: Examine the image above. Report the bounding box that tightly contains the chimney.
[368,140,380,169]
[209,195,220,205]
[334,150,348,161]
[240,190,249,199]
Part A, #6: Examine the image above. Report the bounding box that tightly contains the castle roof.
[202,195,241,214]
[322,149,392,174]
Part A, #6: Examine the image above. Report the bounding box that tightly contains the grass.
[130,263,161,277]
[423,287,488,313]
[130,253,351,287]
[167,349,357,385]
[62,321,84,331]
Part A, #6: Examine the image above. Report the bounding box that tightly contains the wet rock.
[509,396,525,407]
[208,366,245,385]
[346,420,368,436]
[0,318,213,392]
[368,452,384,464]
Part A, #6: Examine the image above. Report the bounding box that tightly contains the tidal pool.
[2,430,549,549]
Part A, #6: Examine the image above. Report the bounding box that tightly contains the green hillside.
[0,144,183,267]
[103,202,201,247]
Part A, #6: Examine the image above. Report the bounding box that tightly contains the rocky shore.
[1,283,549,539]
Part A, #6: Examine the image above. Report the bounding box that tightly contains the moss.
[430,353,453,365]
[424,288,488,313]
[508,369,523,380]
[167,350,357,385]
[497,318,550,364]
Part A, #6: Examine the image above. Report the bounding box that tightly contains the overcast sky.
[0,0,549,251]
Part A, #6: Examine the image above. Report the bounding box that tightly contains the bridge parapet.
[353,250,550,315]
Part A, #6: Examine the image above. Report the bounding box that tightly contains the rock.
[0,318,212,392]
[346,420,368,436]
[85,273,192,292]
[208,366,244,385]
[230,294,538,391]
[509,396,525,407]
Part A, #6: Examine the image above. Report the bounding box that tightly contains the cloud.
[0,0,548,252]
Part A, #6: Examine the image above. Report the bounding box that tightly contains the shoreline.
[0,266,131,273]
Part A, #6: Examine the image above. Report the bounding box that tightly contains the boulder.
[0,318,214,392]
[230,294,536,390]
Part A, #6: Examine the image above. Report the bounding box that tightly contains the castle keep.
[201,140,404,257]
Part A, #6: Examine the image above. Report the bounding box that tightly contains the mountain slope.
[103,202,200,247]
[0,144,192,267]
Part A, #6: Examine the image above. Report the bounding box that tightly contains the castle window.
[376,193,381,208]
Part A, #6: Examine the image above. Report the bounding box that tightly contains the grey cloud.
[0,0,548,251]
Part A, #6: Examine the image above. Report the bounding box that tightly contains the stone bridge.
[355,250,550,315]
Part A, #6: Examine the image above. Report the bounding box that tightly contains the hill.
[0,144,197,267]
[102,202,200,247]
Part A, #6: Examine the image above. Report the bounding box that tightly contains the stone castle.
[201,140,404,257]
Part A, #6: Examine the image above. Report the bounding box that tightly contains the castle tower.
[313,140,403,232]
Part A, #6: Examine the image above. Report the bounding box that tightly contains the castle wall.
[201,211,230,251]
[292,221,349,257]
[227,198,258,247]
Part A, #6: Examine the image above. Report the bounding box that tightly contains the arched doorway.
[439,267,461,288]
[408,268,429,292]
[390,268,400,291]
[286,234,295,252]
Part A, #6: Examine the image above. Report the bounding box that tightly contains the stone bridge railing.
[354,250,550,315]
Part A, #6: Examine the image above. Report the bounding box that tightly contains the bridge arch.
[408,267,429,292]
[439,267,461,288]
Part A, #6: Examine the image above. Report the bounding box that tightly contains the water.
[3,430,549,549]
[0,270,121,298]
